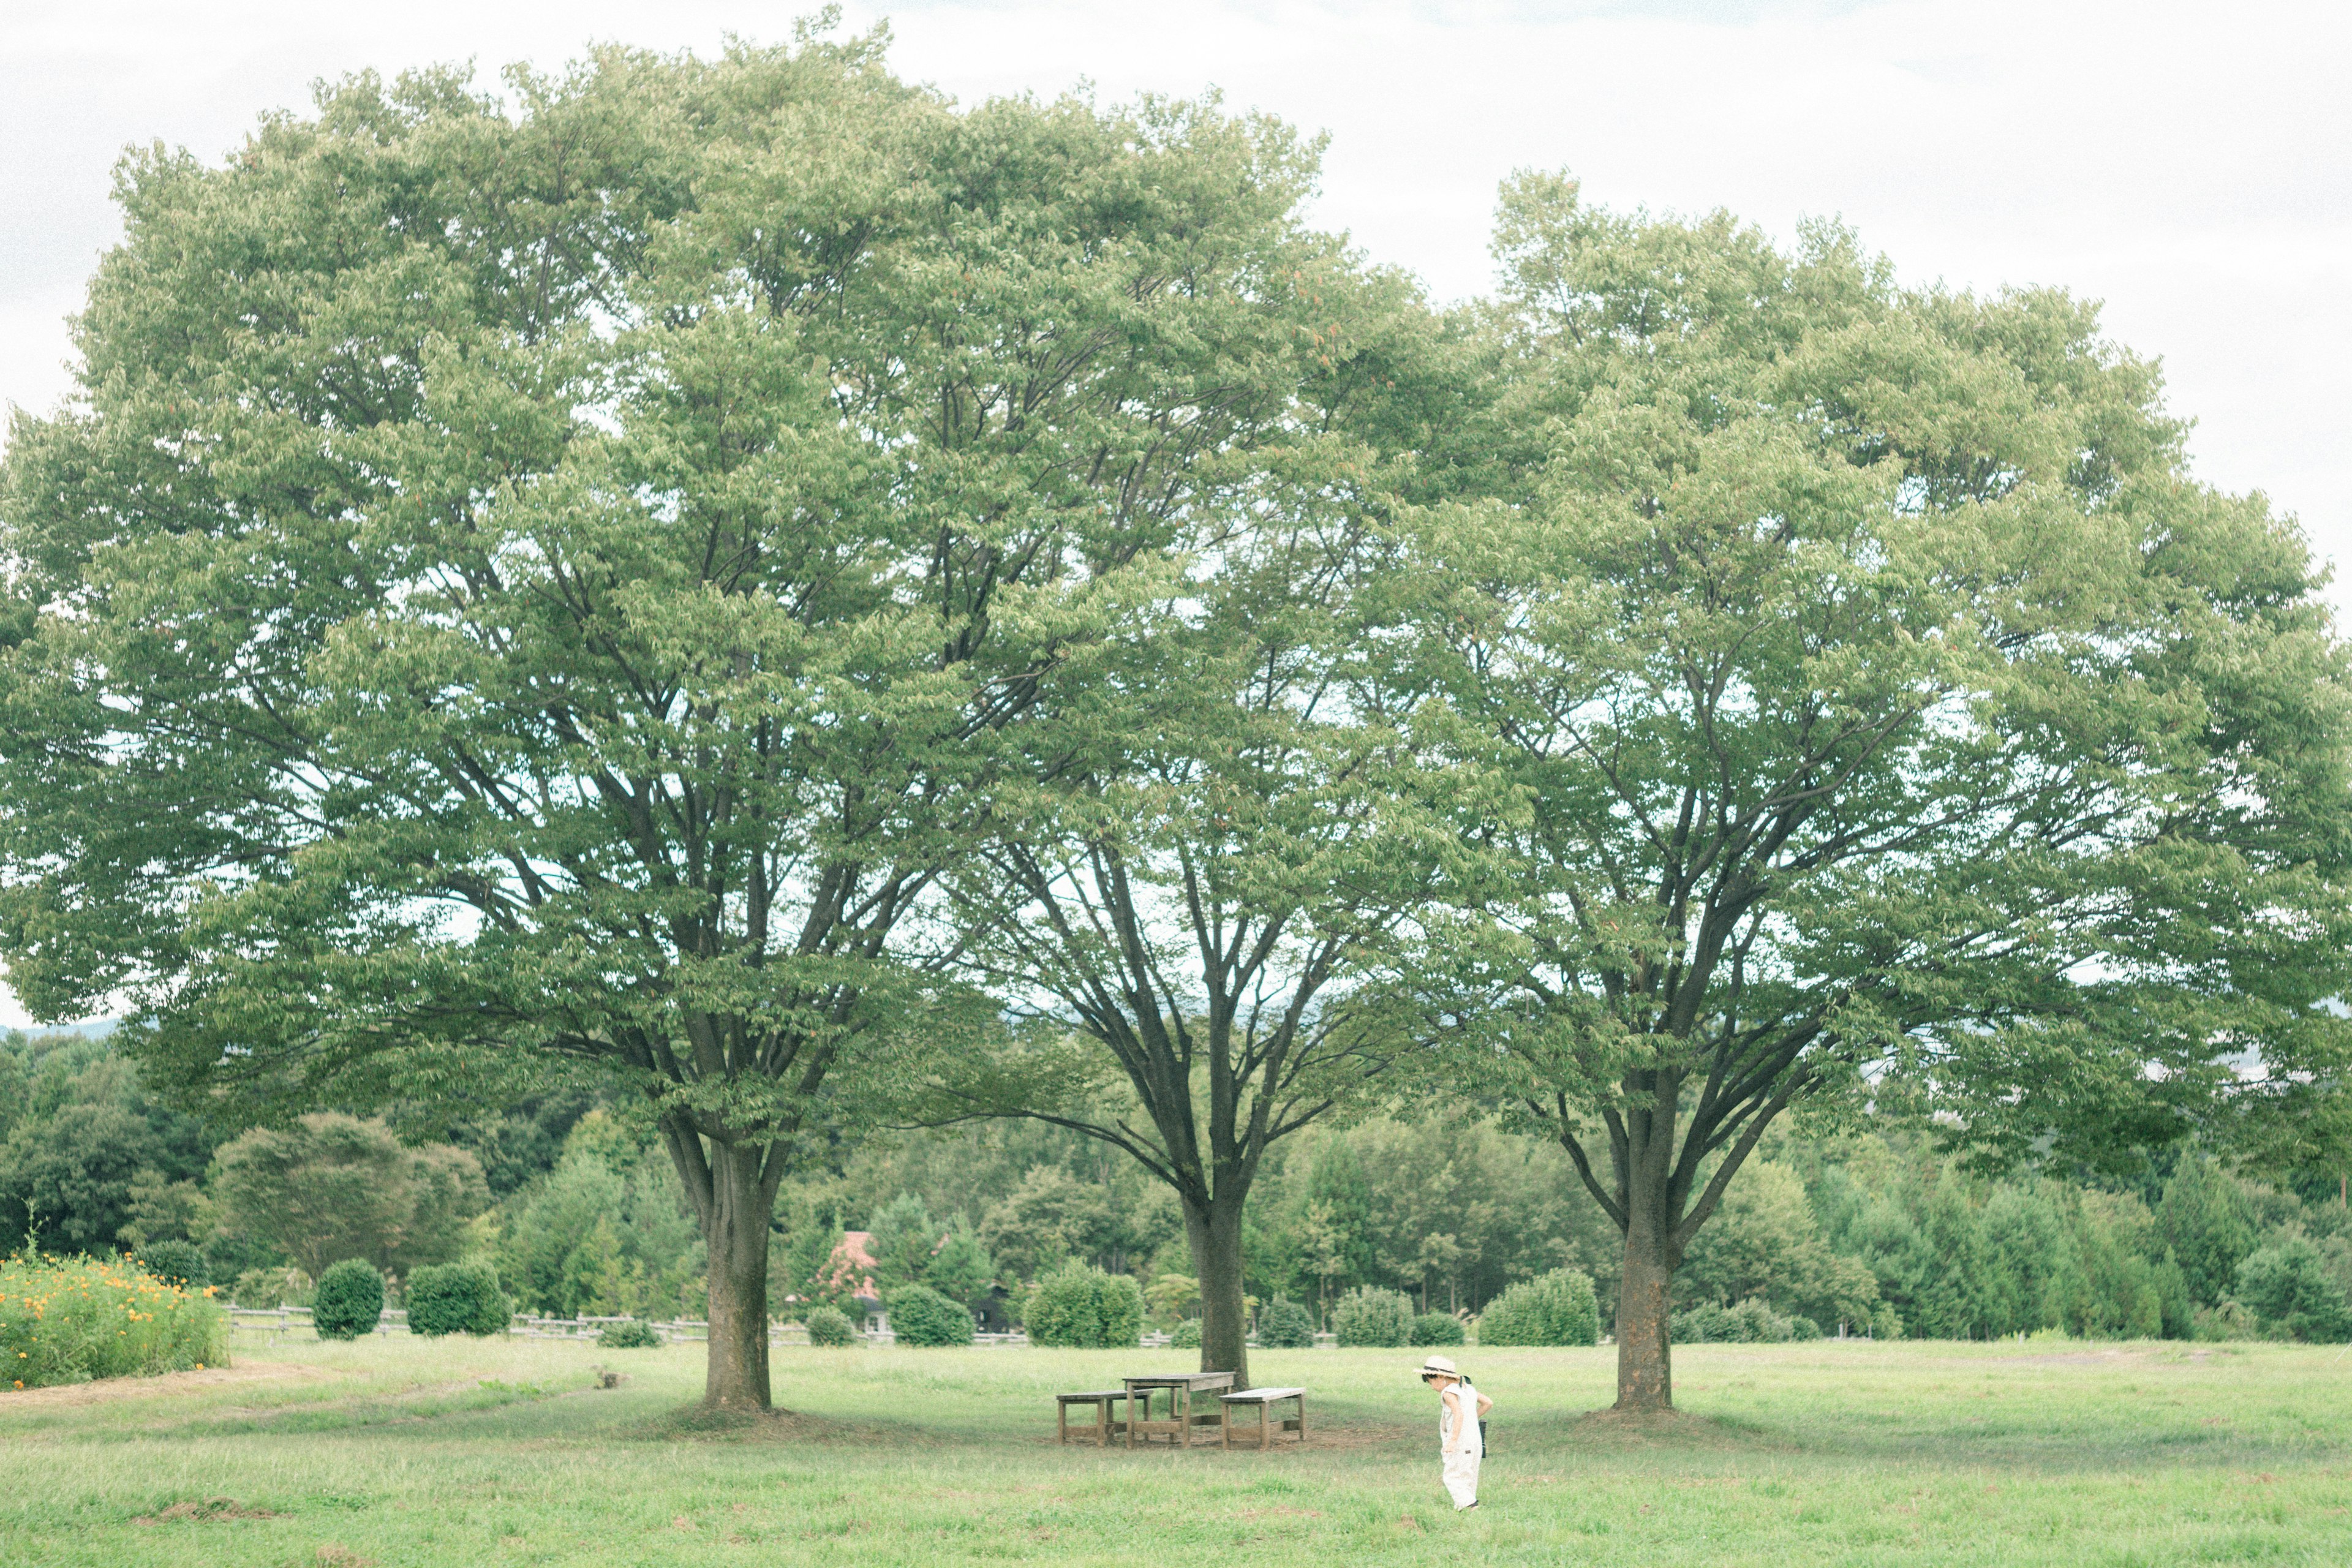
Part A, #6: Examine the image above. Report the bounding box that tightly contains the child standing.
[1419,1355,1491,1511]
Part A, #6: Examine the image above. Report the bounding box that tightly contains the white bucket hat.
[1417,1355,1459,1381]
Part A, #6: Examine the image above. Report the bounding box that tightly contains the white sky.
[2,0,2347,1028]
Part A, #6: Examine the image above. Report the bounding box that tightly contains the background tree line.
[13,1022,2348,1348]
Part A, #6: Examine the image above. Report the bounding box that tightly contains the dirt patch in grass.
[1567,1405,1782,1450]
[2,1362,323,1409]
[130,1496,284,1525]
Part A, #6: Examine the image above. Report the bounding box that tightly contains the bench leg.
[1059,1402,1068,1445]
[1295,1395,1306,1444]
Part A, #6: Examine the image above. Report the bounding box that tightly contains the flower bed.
[1,1254,228,1389]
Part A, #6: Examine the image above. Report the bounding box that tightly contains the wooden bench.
[1219,1386,1307,1449]
[1055,1389,1132,1446]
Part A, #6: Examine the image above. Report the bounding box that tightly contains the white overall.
[1439,1381,1483,1509]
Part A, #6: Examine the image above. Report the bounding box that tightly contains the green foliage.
[885,1283,976,1347]
[1674,1298,1801,1343]
[133,1240,207,1291]
[2236,1238,2352,1342]
[404,1262,511,1338]
[209,1115,487,1281]
[1170,1317,1202,1348]
[1411,1311,1466,1347]
[596,1318,663,1349]
[496,1117,704,1321]
[0,1039,209,1256]
[1021,1263,1144,1349]
[0,1253,225,1387]
[2158,1158,2260,1306]
[1476,1269,1600,1348]
[804,1306,858,1348]
[1248,1116,1618,1332]
[1257,1297,1317,1349]
[922,1215,997,1306]
[978,1166,1120,1283]
[1683,1161,1881,1330]
[1332,1285,1414,1348]
[229,1266,312,1310]
[311,1260,384,1341]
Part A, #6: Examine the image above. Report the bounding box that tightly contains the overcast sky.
[2,0,2346,1027]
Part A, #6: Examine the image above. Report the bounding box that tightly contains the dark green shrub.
[405,1261,511,1337]
[886,1283,976,1346]
[1411,1311,1466,1346]
[2237,1238,2352,1342]
[1170,1317,1202,1348]
[1672,1297,1796,1343]
[1022,1262,1145,1348]
[805,1305,858,1346]
[135,1240,209,1291]
[1257,1297,1316,1349]
[1788,1314,1823,1341]
[597,1317,663,1349]
[312,1259,384,1340]
[1333,1285,1413,1347]
[1476,1268,1600,1347]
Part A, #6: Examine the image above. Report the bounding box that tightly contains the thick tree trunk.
[702,1140,775,1411]
[1615,1208,1674,1411]
[1185,1196,1251,1390]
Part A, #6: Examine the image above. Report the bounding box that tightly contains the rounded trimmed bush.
[1411,1311,1466,1347]
[1257,1297,1316,1349]
[805,1305,858,1346]
[1170,1317,1202,1348]
[1476,1268,1600,1347]
[312,1259,385,1341]
[135,1240,209,1291]
[405,1261,511,1337]
[1022,1262,1145,1348]
[886,1283,977,1346]
[1672,1297,1797,1343]
[1333,1285,1414,1348]
[597,1317,663,1349]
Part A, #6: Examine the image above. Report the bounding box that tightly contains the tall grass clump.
[0,1253,228,1389]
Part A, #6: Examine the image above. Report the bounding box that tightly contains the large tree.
[0,34,1365,1408]
[936,419,1467,1384]
[1413,175,2352,1410]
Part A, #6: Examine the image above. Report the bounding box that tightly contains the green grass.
[2,1332,2348,1566]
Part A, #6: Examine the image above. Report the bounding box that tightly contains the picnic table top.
[1220,1385,1306,1402]
[1123,1371,1237,1389]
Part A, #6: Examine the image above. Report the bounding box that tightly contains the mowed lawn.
[2,1333,2347,1567]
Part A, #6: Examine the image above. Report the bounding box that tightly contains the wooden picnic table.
[1122,1371,1235,1448]
[1219,1385,1306,1448]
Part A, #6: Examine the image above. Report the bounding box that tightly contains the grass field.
[2,1332,2347,1566]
